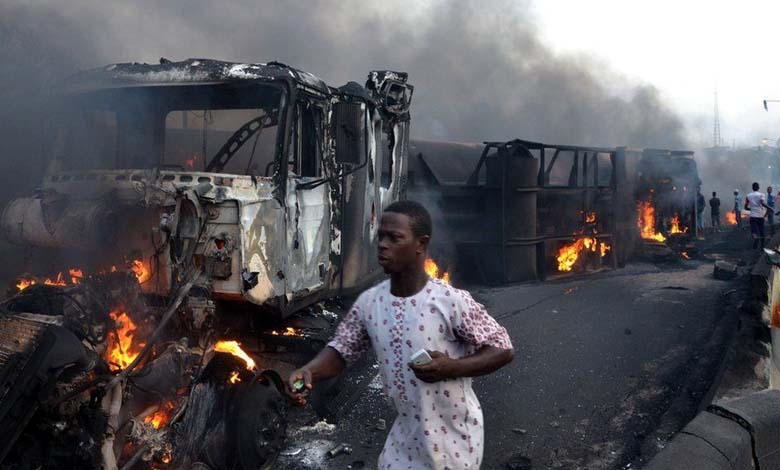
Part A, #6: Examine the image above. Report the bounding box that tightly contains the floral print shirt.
[328,278,513,470]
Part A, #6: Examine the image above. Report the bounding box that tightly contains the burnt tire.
[231,374,288,470]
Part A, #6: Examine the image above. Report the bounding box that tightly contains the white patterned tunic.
[328,278,513,470]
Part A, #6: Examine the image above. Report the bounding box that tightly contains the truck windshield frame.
[49,82,287,178]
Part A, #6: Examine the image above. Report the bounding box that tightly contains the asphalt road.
[278,248,742,469]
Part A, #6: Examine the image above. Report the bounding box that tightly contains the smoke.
[0,0,687,200]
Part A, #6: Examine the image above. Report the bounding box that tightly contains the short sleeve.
[327,302,370,364]
[451,289,513,350]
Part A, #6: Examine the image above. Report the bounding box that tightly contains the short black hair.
[712,191,716,196]
[384,200,432,238]
[753,182,760,191]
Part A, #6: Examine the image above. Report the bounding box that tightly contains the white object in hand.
[410,349,433,366]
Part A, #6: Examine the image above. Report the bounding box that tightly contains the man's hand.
[409,350,456,383]
[287,368,313,406]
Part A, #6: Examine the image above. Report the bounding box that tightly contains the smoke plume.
[0,0,687,200]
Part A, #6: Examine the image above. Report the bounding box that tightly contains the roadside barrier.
[643,389,780,470]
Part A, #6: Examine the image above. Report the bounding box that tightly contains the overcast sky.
[532,0,780,147]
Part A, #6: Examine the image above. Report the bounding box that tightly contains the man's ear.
[417,235,431,254]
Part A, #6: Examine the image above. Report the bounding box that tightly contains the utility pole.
[713,91,722,147]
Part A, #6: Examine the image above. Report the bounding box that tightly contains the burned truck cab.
[2,59,413,317]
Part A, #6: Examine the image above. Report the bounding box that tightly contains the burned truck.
[0,59,412,469]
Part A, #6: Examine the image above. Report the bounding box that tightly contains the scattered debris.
[714,260,739,280]
[375,418,387,431]
[327,443,353,458]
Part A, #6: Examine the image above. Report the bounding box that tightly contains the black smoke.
[0,0,687,200]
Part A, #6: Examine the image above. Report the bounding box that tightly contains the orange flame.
[214,340,256,371]
[16,271,72,291]
[556,237,611,272]
[638,200,666,242]
[726,212,738,225]
[600,242,611,258]
[229,371,241,384]
[106,310,145,371]
[670,214,688,235]
[185,155,198,170]
[271,327,301,337]
[69,269,84,284]
[585,212,597,223]
[144,401,175,430]
[130,260,151,283]
[424,258,451,284]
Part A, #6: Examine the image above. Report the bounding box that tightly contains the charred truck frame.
[407,139,699,284]
[0,59,412,469]
[3,59,413,313]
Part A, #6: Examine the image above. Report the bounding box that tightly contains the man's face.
[377,212,427,274]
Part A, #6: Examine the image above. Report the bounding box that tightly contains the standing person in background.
[696,189,706,234]
[709,192,721,232]
[768,186,776,236]
[745,182,771,249]
[734,190,742,228]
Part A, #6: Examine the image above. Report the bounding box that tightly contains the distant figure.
[696,189,705,233]
[710,192,721,231]
[769,186,776,235]
[734,190,742,228]
[745,182,771,249]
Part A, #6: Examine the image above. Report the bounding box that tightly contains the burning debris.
[424,258,451,283]
[0,58,415,470]
[638,199,667,243]
[556,213,612,273]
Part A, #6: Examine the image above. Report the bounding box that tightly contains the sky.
[532,0,780,147]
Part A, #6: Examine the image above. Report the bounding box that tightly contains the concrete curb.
[643,390,780,469]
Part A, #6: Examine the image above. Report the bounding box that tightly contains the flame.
[726,212,738,225]
[16,271,72,291]
[638,200,666,242]
[185,155,198,170]
[69,268,84,284]
[557,237,612,272]
[161,451,172,464]
[106,310,145,371]
[130,259,151,283]
[214,340,256,371]
[229,371,241,384]
[272,327,301,336]
[681,251,691,260]
[585,212,597,223]
[16,261,143,292]
[600,242,611,258]
[670,214,688,235]
[144,401,175,430]
[424,258,451,284]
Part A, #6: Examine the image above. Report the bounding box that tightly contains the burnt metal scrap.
[2,57,413,318]
[0,58,414,470]
[407,139,699,284]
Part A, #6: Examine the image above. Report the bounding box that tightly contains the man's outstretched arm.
[288,346,346,405]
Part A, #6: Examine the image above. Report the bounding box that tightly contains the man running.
[288,200,514,469]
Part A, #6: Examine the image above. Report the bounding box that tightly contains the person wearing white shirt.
[745,182,772,249]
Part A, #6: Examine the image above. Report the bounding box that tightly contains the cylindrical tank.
[1,196,119,248]
[502,144,539,282]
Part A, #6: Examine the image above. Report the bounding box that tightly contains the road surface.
[278,242,743,469]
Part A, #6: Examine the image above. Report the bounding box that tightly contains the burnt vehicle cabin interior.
[0,60,412,470]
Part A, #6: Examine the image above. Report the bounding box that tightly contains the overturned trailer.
[407,139,698,284]
[0,59,413,469]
